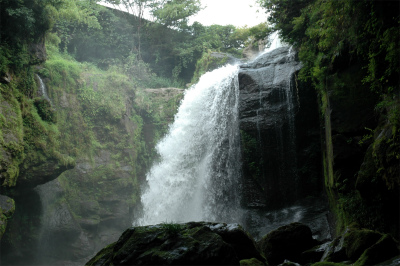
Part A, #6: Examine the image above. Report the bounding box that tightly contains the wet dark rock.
[239,47,302,209]
[86,222,264,266]
[258,222,318,265]
[321,226,399,265]
[239,46,322,210]
[354,234,399,266]
[31,153,138,264]
[301,241,330,264]
[0,195,15,239]
[17,159,73,188]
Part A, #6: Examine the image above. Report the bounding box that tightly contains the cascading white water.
[36,74,52,104]
[138,64,242,225]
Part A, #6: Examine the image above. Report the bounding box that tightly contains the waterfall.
[137,42,330,242]
[138,64,242,225]
[36,74,52,104]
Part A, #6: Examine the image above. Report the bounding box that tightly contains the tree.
[102,0,202,59]
[256,0,312,43]
[150,0,202,29]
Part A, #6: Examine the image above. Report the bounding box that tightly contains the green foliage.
[151,0,202,28]
[190,51,229,84]
[161,222,183,235]
[259,0,400,237]
[33,98,57,123]
[0,79,27,186]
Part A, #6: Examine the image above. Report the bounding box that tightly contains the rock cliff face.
[320,58,399,238]
[0,57,182,265]
[237,47,329,241]
[238,47,321,209]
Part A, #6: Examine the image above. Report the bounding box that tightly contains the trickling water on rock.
[239,46,329,240]
[36,74,52,104]
[138,64,242,225]
[239,46,302,209]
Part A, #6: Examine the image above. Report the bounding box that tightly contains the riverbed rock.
[354,234,399,266]
[258,222,318,265]
[86,222,264,265]
[321,225,399,265]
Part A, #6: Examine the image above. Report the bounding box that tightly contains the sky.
[100,0,268,28]
[190,0,268,27]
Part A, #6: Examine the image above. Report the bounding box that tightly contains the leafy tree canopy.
[257,0,399,96]
[150,0,202,28]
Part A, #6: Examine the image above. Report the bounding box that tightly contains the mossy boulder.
[86,222,263,265]
[0,195,15,239]
[354,234,399,266]
[301,241,331,264]
[258,222,318,265]
[239,258,265,266]
[321,226,399,265]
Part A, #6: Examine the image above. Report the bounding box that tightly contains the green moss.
[311,262,349,266]
[85,242,116,266]
[0,83,25,186]
[239,258,265,266]
[354,234,399,266]
[342,229,382,261]
[191,51,230,84]
[161,223,184,235]
[0,197,15,239]
[33,98,57,123]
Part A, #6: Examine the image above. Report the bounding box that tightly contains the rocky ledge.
[86,222,263,265]
[86,222,400,266]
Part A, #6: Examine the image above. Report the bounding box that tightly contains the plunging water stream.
[36,74,52,104]
[138,34,287,226]
[137,40,330,241]
[138,64,242,225]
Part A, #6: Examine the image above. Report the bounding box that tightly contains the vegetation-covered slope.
[258,0,399,237]
[0,0,270,263]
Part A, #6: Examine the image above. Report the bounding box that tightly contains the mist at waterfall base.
[136,42,330,240]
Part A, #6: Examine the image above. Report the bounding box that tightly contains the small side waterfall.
[138,64,242,225]
[36,74,52,104]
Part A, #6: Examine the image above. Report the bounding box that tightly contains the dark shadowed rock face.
[17,159,73,188]
[320,225,399,265]
[258,222,319,265]
[86,222,264,266]
[0,195,15,239]
[239,47,321,210]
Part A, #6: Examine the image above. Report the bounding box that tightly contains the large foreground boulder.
[258,222,319,265]
[86,222,264,265]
